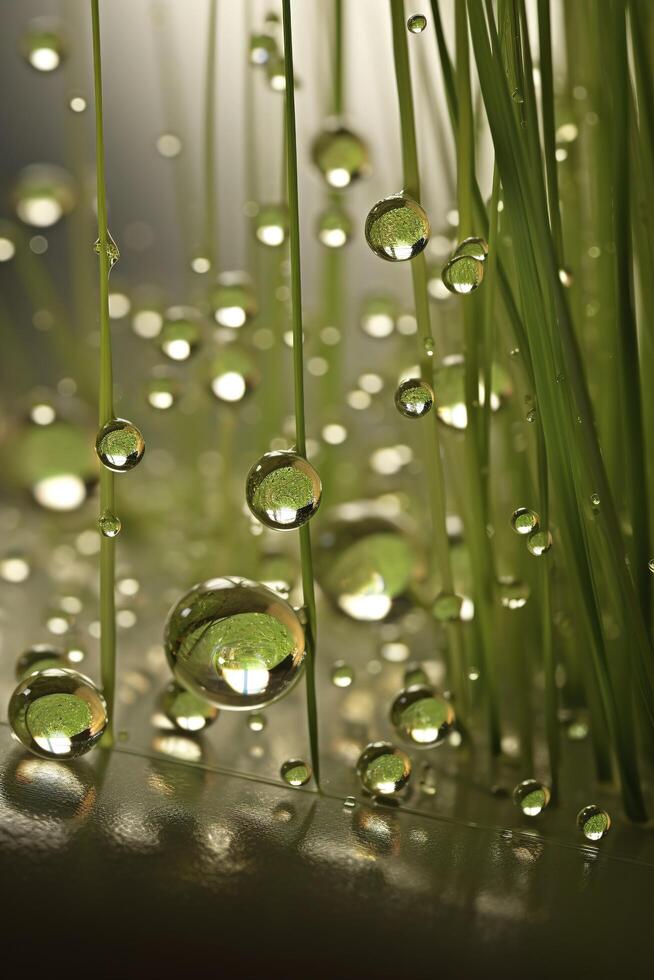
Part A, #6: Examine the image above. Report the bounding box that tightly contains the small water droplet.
[498,576,530,610]
[442,251,484,295]
[558,267,574,288]
[158,681,218,732]
[577,804,611,841]
[511,88,524,104]
[93,230,120,269]
[407,14,427,33]
[21,19,66,72]
[526,408,536,423]
[511,507,540,535]
[210,273,258,329]
[432,591,463,622]
[312,124,370,189]
[357,741,411,796]
[98,509,121,538]
[248,712,266,732]
[423,336,435,356]
[394,377,434,418]
[331,661,354,688]
[343,795,357,809]
[590,491,600,508]
[95,418,145,473]
[527,529,553,556]
[317,205,352,248]
[254,203,288,247]
[391,686,455,746]
[513,778,550,816]
[246,450,322,530]
[281,759,312,787]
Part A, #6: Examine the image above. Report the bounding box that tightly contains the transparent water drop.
[423,337,435,356]
[357,741,411,796]
[281,759,311,787]
[331,661,354,688]
[407,14,427,33]
[93,230,120,269]
[95,418,145,473]
[558,267,574,288]
[391,685,455,747]
[499,576,530,610]
[249,32,277,66]
[317,205,352,248]
[567,719,589,741]
[442,253,484,295]
[432,591,463,622]
[13,164,75,228]
[15,645,68,681]
[511,88,525,104]
[513,778,550,816]
[209,345,259,402]
[316,507,417,622]
[247,712,266,732]
[246,450,322,530]
[8,667,107,760]
[98,509,121,538]
[527,529,552,556]
[158,680,218,733]
[511,507,540,535]
[365,193,430,262]
[311,124,370,189]
[146,374,178,411]
[210,273,257,329]
[394,377,434,419]
[360,294,398,338]
[590,491,600,508]
[526,408,536,423]
[21,19,66,72]
[164,577,306,709]
[454,236,488,262]
[433,354,511,429]
[577,804,611,841]
[160,306,202,360]
[254,203,288,247]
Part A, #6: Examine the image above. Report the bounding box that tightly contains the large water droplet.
[576,803,611,841]
[21,19,66,72]
[390,686,455,746]
[164,577,306,709]
[246,451,322,530]
[8,667,107,759]
[394,377,434,418]
[442,252,484,295]
[357,741,411,796]
[311,124,370,189]
[365,193,430,262]
[158,680,218,733]
[254,203,288,247]
[210,273,258,329]
[512,778,550,816]
[95,418,145,473]
[511,507,540,535]
[281,759,312,787]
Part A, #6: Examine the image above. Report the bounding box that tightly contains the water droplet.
[317,205,352,248]
[394,377,434,418]
[331,661,354,688]
[190,253,211,274]
[164,577,306,709]
[246,451,322,530]
[343,795,357,809]
[558,267,574,288]
[527,529,552,556]
[433,354,511,429]
[249,31,276,65]
[365,193,430,261]
[265,52,286,91]
[432,591,463,622]
[648,559,654,574]
[13,164,75,228]
[69,95,86,113]
[254,203,288,247]
[312,124,370,189]
[158,680,218,733]
[391,685,455,746]
[511,507,540,535]
[93,230,120,269]
[15,645,67,681]
[210,273,257,329]
[8,667,107,759]
[95,418,145,473]
[407,14,427,33]
[357,741,411,796]
[498,576,530,610]
[567,719,589,741]
[247,712,266,732]
[442,252,484,295]
[359,295,397,338]
[316,508,416,622]
[590,491,600,507]
[146,374,178,410]
[577,804,611,841]
[423,337,435,356]
[526,408,536,423]
[513,778,550,816]
[511,88,524,104]
[281,759,311,787]
[454,236,489,262]
[98,509,121,538]
[160,306,202,360]
[209,345,259,402]
[21,19,66,72]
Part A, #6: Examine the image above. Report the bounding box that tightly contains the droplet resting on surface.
[158,680,218,733]
[442,253,484,295]
[98,509,121,538]
[281,759,312,787]
[527,529,552,556]
[512,778,551,816]
[407,14,427,34]
[511,507,540,536]
[247,712,266,732]
[8,667,107,759]
[577,803,611,841]
[390,686,455,747]
[365,194,430,262]
[95,418,145,473]
[394,377,434,419]
[246,451,322,530]
[311,124,370,189]
[357,741,411,796]
[164,577,306,710]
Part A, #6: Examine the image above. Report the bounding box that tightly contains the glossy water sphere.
[527,529,553,556]
[164,577,307,710]
[254,203,288,247]
[8,667,107,759]
[391,686,455,746]
[317,205,352,248]
[395,377,434,418]
[246,451,322,530]
[13,163,75,228]
[209,345,260,403]
[365,194,430,261]
[210,273,258,329]
[95,418,145,472]
[158,680,218,733]
[442,253,484,295]
[407,14,427,33]
[160,307,202,360]
[311,124,370,189]
[357,741,411,796]
[15,644,68,681]
[513,779,551,816]
[511,507,540,535]
[21,19,66,72]
[577,804,611,841]
[98,509,121,538]
[281,759,312,787]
